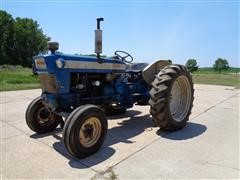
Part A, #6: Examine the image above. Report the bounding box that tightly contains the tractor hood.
[33,53,127,74]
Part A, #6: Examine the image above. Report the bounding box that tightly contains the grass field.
[192,67,240,88]
[0,65,40,91]
[0,66,239,91]
[192,73,240,88]
[192,67,240,74]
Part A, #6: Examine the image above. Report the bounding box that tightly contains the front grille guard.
[38,73,58,93]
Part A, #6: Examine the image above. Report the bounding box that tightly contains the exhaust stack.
[95,18,104,58]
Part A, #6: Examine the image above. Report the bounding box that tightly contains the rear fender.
[142,60,171,85]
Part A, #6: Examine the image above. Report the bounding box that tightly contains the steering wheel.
[114,50,133,63]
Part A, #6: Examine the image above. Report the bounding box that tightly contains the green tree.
[0,10,50,67]
[0,10,15,65]
[13,17,50,67]
[213,58,229,73]
[185,59,198,72]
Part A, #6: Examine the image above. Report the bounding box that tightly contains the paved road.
[0,84,239,179]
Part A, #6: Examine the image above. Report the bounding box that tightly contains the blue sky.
[1,1,239,67]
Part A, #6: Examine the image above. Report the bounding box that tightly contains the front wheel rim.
[169,75,192,122]
[79,117,102,148]
[37,107,55,126]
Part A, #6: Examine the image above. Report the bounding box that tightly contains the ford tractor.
[26,18,194,158]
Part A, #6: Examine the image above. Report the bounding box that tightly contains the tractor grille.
[38,74,58,93]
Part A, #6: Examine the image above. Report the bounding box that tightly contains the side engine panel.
[68,73,119,106]
[66,70,149,109]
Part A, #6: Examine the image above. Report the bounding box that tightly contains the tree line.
[0,10,50,67]
[185,58,230,73]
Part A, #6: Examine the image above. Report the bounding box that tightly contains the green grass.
[0,65,40,91]
[192,74,240,88]
[194,67,240,74]
[192,68,240,88]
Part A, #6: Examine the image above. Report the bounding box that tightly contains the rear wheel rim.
[170,75,191,122]
[79,117,102,148]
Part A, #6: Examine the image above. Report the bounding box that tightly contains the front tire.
[63,105,108,158]
[25,97,62,133]
[149,65,194,131]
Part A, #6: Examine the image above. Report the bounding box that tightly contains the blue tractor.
[26,18,194,158]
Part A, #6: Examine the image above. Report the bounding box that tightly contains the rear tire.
[63,105,108,158]
[25,97,62,133]
[149,64,194,131]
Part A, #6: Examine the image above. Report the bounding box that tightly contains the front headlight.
[35,58,46,69]
[56,58,65,68]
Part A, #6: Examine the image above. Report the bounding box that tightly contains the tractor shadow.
[30,109,207,169]
[157,122,207,140]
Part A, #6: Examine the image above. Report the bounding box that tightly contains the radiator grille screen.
[38,74,57,93]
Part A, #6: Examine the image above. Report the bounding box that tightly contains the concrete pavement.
[0,84,239,179]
